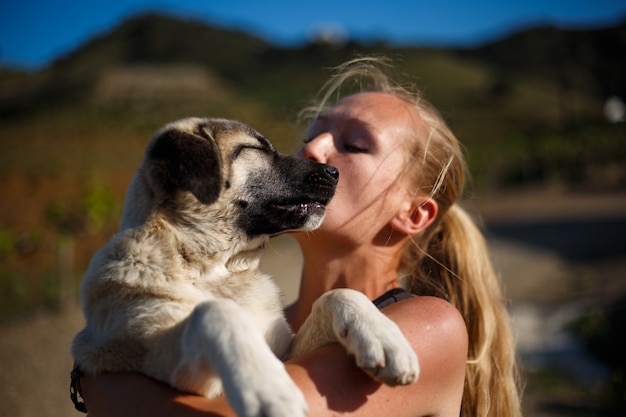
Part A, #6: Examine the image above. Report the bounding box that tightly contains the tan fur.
[72,118,418,417]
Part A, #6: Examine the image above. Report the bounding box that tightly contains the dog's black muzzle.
[237,155,339,237]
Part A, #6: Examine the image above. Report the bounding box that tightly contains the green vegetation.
[0,12,624,323]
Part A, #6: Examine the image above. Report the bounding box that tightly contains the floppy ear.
[147,127,222,205]
[390,197,438,236]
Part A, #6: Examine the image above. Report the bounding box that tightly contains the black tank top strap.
[372,288,414,309]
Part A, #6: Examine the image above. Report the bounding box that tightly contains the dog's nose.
[325,165,339,180]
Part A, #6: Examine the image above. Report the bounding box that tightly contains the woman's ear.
[390,197,438,235]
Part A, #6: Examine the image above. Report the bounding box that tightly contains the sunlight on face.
[297,92,422,246]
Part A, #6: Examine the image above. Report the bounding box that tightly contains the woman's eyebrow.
[313,113,377,136]
[343,117,378,135]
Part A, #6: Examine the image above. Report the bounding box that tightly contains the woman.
[78,57,522,417]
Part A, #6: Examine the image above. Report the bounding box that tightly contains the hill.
[0,12,624,322]
[457,19,626,100]
[4,13,626,119]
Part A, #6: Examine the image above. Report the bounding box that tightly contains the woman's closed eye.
[343,142,369,153]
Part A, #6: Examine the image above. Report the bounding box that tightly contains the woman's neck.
[286,241,403,332]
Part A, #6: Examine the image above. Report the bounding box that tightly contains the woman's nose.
[298,133,331,163]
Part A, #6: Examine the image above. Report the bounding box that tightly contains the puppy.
[72,118,419,417]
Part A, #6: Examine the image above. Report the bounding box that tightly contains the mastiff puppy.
[71,118,419,417]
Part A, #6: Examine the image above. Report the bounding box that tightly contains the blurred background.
[1,1,625,416]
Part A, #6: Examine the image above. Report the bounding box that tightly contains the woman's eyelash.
[344,143,368,153]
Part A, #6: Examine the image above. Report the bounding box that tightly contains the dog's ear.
[147,127,222,205]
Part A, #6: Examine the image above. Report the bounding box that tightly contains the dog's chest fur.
[74,218,284,377]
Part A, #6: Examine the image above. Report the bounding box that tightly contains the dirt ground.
[1,187,625,417]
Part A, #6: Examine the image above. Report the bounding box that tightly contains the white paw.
[343,318,419,385]
[226,360,308,417]
[337,309,420,386]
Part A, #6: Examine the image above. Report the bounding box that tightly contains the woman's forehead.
[329,93,419,127]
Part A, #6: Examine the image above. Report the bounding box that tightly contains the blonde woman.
[79,57,522,417]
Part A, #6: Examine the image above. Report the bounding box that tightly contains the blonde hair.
[301,57,522,417]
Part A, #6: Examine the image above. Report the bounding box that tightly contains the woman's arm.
[80,296,467,417]
[80,371,235,417]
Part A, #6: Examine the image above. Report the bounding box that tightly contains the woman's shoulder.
[385,294,467,332]
[381,295,468,414]
[382,295,468,372]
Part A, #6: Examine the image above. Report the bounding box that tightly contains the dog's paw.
[342,316,420,386]
[225,358,308,417]
[327,291,420,386]
[236,379,308,417]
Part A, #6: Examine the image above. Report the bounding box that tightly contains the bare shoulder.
[382,296,468,415]
[383,295,468,369]
[384,295,468,339]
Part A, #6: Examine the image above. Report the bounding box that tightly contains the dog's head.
[121,118,338,241]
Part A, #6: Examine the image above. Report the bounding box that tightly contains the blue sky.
[1,0,626,70]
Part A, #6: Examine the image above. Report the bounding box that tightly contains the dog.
[72,118,419,417]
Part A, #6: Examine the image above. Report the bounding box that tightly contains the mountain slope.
[0,12,623,188]
[456,19,626,99]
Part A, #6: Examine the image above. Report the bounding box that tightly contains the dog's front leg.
[289,288,419,386]
[172,299,307,417]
